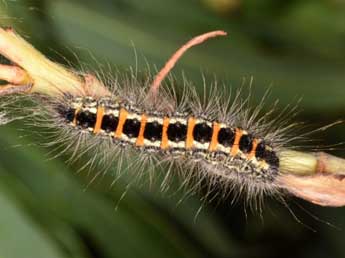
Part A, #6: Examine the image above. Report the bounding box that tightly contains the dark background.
[0,0,345,257]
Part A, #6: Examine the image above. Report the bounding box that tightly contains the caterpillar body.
[57,94,279,185]
[1,27,345,207]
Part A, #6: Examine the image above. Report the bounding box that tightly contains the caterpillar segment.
[58,97,280,182]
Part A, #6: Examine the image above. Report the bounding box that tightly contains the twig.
[149,30,227,98]
[279,150,345,176]
[0,26,109,97]
[278,150,345,206]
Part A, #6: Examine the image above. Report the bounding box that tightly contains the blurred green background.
[0,0,345,257]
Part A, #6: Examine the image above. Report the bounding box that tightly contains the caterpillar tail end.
[278,150,345,207]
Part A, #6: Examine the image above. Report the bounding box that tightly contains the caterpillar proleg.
[0,26,344,208]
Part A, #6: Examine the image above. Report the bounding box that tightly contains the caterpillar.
[54,90,280,201]
[58,95,279,179]
[0,27,344,208]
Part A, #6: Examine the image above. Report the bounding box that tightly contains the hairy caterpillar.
[0,27,344,208]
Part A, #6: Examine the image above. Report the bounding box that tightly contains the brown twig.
[277,174,345,207]
[149,30,227,98]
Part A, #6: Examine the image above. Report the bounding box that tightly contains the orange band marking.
[72,108,80,126]
[186,117,196,149]
[230,128,243,156]
[160,117,170,149]
[209,122,220,151]
[136,114,148,146]
[247,138,258,159]
[115,108,128,138]
[93,106,105,134]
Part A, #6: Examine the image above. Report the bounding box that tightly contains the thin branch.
[0,26,109,97]
[0,84,32,96]
[0,64,32,85]
[149,30,227,98]
[279,150,345,176]
[278,150,345,207]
